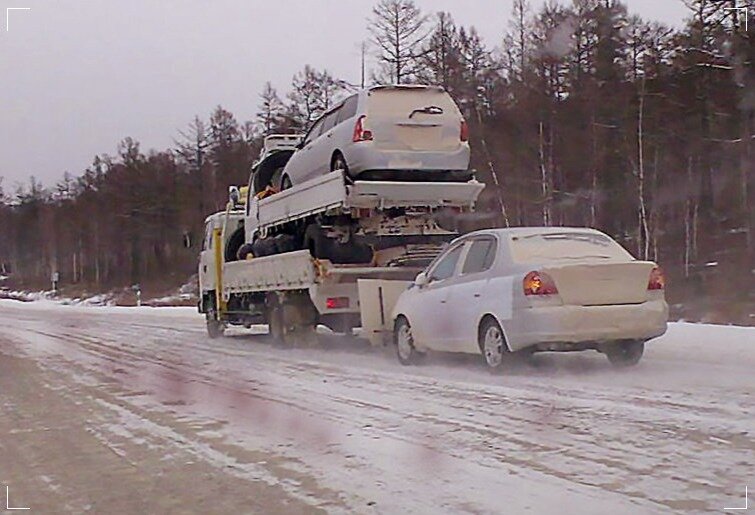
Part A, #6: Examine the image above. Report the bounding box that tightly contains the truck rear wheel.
[266,292,317,348]
[267,302,291,348]
[206,312,225,339]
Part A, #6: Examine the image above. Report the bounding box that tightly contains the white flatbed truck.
[199,170,484,345]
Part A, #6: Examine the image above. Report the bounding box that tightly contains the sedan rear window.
[509,232,632,264]
[462,238,497,275]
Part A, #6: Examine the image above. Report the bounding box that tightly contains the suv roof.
[368,84,445,93]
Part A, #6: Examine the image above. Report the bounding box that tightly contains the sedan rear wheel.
[606,340,645,367]
[479,318,509,370]
[395,317,422,366]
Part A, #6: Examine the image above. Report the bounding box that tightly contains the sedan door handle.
[440,300,447,304]
[473,293,481,298]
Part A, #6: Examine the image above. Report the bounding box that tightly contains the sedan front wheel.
[395,317,422,366]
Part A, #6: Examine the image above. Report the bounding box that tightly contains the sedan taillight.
[523,271,558,296]
[460,119,469,142]
[352,115,373,142]
[647,266,665,291]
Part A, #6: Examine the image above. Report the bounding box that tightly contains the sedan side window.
[462,238,497,275]
[321,109,340,134]
[428,245,464,283]
[304,118,325,145]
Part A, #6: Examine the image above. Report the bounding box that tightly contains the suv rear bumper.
[345,144,471,176]
[354,169,473,182]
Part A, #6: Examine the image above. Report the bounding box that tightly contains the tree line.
[0,0,752,320]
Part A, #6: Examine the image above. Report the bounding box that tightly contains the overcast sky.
[0,0,690,188]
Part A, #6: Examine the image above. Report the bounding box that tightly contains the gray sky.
[0,0,689,188]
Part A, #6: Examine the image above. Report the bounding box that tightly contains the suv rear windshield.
[366,88,460,118]
[509,232,632,264]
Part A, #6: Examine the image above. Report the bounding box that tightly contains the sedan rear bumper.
[506,300,668,351]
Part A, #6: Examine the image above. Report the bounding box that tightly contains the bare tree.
[256,81,285,136]
[418,12,461,93]
[286,65,346,129]
[175,116,211,218]
[507,0,532,82]
[368,0,429,84]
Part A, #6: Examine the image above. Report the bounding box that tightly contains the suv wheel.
[331,153,349,174]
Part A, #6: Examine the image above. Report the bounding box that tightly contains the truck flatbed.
[249,170,484,233]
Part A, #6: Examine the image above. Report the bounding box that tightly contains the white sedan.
[391,227,668,369]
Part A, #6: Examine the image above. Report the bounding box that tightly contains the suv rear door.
[366,86,463,152]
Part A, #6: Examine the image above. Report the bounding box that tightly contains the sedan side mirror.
[414,272,429,288]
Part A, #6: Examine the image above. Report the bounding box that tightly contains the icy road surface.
[0,300,753,514]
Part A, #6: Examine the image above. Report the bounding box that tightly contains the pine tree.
[368,0,429,84]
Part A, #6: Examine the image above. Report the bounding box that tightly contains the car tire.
[605,340,645,367]
[331,152,349,175]
[395,317,422,365]
[279,174,293,191]
[479,317,510,371]
[303,224,328,259]
[251,236,277,257]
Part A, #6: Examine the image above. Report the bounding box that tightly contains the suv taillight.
[647,267,665,291]
[523,271,558,296]
[352,115,373,142]
[460,119,469,142]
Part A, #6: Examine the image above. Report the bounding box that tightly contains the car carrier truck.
[198,166,484,345]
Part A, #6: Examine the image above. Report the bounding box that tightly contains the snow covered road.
[0,300,753,514]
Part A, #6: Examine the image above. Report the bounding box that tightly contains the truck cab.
[198,187,247,333]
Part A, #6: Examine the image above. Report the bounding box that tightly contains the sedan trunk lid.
[542,261,655,306]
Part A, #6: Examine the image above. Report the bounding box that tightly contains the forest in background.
[0,0,753,323]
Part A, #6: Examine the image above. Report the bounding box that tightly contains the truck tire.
[206,311,225,339]
[267,302,291,348]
